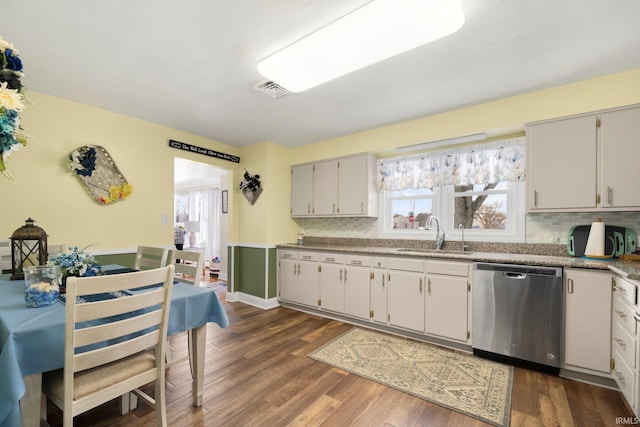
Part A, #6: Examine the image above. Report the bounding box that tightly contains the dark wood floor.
[45,274,635,426]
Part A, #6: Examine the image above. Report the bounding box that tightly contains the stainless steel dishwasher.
[472,262,563,372]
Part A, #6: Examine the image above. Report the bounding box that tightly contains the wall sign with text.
[168,140,240,163]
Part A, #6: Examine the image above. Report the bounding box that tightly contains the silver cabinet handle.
[339,268,343,281]
[614,337,627,349]
[344,269,348,281]
[533,190,538,207]
[419,278,423,294]
[427,278,431,295]
[567,278,574,294]
[615,309,627,319]
[382,274,385,288]
[614,370,626,385]
[607,186,613,205]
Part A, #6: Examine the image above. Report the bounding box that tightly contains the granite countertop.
[276,241,640,281]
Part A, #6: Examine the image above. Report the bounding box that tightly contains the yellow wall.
[4,69,640,252]
[3,91,241,253]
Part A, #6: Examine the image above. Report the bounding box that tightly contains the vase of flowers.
[49,246,103,294]
[23,265,60,308]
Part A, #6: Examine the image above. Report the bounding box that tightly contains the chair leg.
[155,378,167,427]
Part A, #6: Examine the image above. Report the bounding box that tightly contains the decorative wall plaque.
[68,145,132,205]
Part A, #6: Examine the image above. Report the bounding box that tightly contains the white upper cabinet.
[291,153,378,217]
[290,164,314,216]
[526,104,640,212]
[600,107,640,208]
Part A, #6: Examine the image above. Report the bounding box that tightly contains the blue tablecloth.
[0,267,229,427]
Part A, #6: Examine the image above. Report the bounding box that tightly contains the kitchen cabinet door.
[344,265,371,320]
[370,269,387,324]
[297,259,320,307]
[425,274,469,343]
[600,106,640,208]
[278,257,298,303]
[388,270,425,333]
[312,160,338,216]
[337,154,377,217]
[527,115,597,210]
[563,268,612,375]
[319,262,344,313]
[290,164,313,217]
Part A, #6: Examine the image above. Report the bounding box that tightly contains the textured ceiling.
[3,1,640,147]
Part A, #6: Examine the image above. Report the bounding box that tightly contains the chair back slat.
[170,249,204,286]
[134,246,168,270]
[75,311,163,348]
[74,331,161,372]
[75,289,165,322]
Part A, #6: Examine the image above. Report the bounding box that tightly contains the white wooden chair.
[47,243,66,261]
[165,249,205,368]
[134,246,168,270]
[42,265,175,427]
[171,249,204,286]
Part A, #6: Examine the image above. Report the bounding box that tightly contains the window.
[377,137,526,242]
[381,181,525,241]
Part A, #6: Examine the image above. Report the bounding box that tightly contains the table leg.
[188,325,206,407]
[20,373,42,427]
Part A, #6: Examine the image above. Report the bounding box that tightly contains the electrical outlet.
[160,214,168,224]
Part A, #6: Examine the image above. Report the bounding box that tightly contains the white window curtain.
[377,137,526,191]
[204,187,220,262]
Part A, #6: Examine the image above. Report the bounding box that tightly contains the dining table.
[0,265,230,427]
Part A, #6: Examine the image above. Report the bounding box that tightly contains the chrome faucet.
[459,223,469,252]
[427,215,445,250]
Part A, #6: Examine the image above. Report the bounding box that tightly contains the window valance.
[377,137,526,191]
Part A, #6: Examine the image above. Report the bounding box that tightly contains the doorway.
[173,157,229,282]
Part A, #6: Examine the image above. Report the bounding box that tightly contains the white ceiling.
[4,1,640,148]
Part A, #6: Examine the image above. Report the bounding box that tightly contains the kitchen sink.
[393,248,473,255]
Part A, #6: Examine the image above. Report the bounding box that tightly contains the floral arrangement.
[69,145,97,176]
[50,246,104,278]
[100,183,133,205]
[0,35,30,179]
[239,169,261,192]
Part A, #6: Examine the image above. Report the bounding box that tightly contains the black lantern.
[10,218,48,280]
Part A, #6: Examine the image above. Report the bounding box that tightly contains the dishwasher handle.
[503,272,527,280]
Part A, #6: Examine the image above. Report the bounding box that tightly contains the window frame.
[378,180,525,243]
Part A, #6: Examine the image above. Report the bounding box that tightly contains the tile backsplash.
[300,212,640,244]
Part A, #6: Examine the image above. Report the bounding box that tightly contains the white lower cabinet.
[563,268,612,376]
[278,250,319,307]
[344,255,371,320]
[611,275,639,414]
[370,257,388,324]
[425,260,471,343]
[318,254,345,313]
[388,258,425,333]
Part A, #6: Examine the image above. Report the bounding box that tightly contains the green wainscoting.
[228,244,278,309]
[95,253,136,267]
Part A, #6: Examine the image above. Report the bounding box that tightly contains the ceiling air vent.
[253,80,290,99]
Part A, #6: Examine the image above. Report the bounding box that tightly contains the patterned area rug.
[309,328,513,426]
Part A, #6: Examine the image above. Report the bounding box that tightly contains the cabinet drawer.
[279,250,298,259]
[345,254,370,267]
[371,257,387,269]
[613,350,636,410]
[613,320,637,369]
[613,294,637,336]
[614,276,637,306]
[388,257,424,273]
[298,251,319,262]
[319,253,344,264]
[425,260,469,277]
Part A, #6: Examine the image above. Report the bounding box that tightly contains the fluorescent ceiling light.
[257,0,465,93]
[396,133,487,152]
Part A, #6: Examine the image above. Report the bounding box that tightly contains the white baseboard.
[226,292,279,310]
